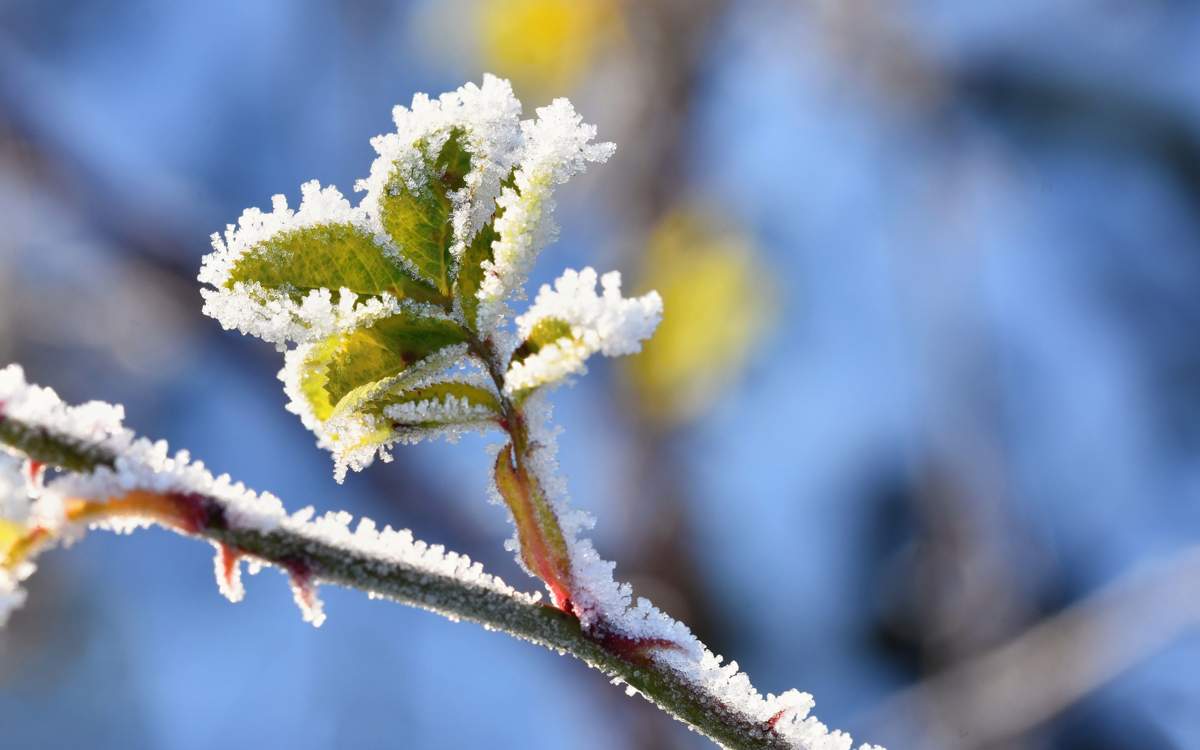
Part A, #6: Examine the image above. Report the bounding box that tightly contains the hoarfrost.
[199,77,618,479]
[383,394,496,425]
[213,542,245,603]
[184,76,879,747]
[476,99,616,334]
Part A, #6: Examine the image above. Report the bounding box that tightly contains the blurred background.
[2,1,1200,748]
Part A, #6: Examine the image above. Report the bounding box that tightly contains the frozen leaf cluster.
[108,74,883,748]
[198,75,640,482]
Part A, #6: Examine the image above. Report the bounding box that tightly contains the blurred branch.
[795,8,1200,746]
[956,65,1200,206]
[809,0,1200,207]
[872,547,1200,748]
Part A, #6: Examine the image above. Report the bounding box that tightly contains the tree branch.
[0,412,796,750]
[867,545,1200,748]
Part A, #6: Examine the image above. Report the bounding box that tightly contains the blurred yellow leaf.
[477,0,622,96]
[627,206,773,427]
[0,519,25,560]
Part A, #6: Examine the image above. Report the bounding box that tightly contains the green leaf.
[379,130,472,297]
[225,222,443,305]
[510,317,574,366]
[299,312,470,422]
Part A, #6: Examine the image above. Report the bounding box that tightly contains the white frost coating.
[476,99,616,334]
[207,78,612,343]
[504,267,662,393]
[0,453,64,537]
[212,541,245,604]
[384,394,496,425]
[199,181,408,349]
[515,268,662,357]
[201,78,617,476]
[200,181,359,290]
[0,365,534,629]
[358,74,524,263]
[0,364,126,451]
[0,356,294,531]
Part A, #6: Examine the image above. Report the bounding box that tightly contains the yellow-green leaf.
[379,130,472,297]
[0,519,26,561]
[225,222,443,305]
[299,312,470,422]
[510,317,573,366]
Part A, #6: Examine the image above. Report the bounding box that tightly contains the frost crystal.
[213,542,245,604]
[505,267,662,393]
[0,364,127,451]
[383,393,495,425]
[476,100,616,333]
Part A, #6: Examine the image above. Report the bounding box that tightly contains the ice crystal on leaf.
[357,75,524,277]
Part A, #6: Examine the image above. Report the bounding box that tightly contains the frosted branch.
[0,365,877,750]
